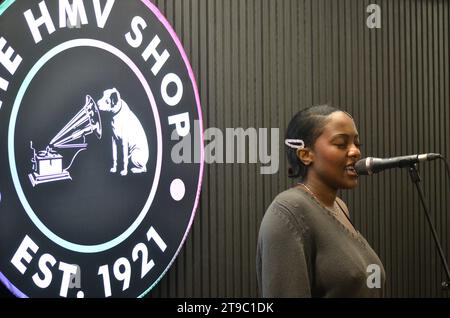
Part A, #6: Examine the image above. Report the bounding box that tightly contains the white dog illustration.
[97,88,149,176]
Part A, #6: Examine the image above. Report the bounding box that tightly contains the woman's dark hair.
[286,104,341,180]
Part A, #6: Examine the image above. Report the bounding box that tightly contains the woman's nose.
[349,144,361,159]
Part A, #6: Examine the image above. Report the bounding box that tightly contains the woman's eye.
[335,144,347,149]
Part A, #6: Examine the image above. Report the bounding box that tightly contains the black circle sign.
[0,0,204,297]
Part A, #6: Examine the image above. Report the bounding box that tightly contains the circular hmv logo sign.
[0,0,204,297]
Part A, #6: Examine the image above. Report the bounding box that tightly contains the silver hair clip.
[285,139,305,149]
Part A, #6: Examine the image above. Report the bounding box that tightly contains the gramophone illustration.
[28,95,102,187]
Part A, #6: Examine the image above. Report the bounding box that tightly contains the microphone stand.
[408,163,450,290]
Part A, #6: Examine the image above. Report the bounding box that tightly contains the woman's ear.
[296,148,314,166]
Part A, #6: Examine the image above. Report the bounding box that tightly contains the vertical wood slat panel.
[144,0,450,298]
[398,0,406,296]
[247,0,257,296]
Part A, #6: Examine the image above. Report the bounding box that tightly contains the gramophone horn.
[50,95,102,148]
[84,95,102,139]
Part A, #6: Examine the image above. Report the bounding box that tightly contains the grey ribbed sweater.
[257,187,385,297]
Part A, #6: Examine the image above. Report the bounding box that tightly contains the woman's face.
[307,111,361,190]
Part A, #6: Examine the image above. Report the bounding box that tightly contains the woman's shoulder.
[263,188,315,226]
[272,187,314,211]
[259,187,313,243]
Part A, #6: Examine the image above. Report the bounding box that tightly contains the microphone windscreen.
[355,158,370,175]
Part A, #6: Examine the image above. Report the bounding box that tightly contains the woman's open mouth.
[344,165,358,177]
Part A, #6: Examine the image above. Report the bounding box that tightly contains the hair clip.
[285,139,305,149]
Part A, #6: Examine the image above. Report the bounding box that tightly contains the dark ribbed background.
[146,0,450,298]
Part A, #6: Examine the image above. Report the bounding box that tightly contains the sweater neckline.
[293,186,368,247]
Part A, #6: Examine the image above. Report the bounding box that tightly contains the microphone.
[355,153,442,175]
